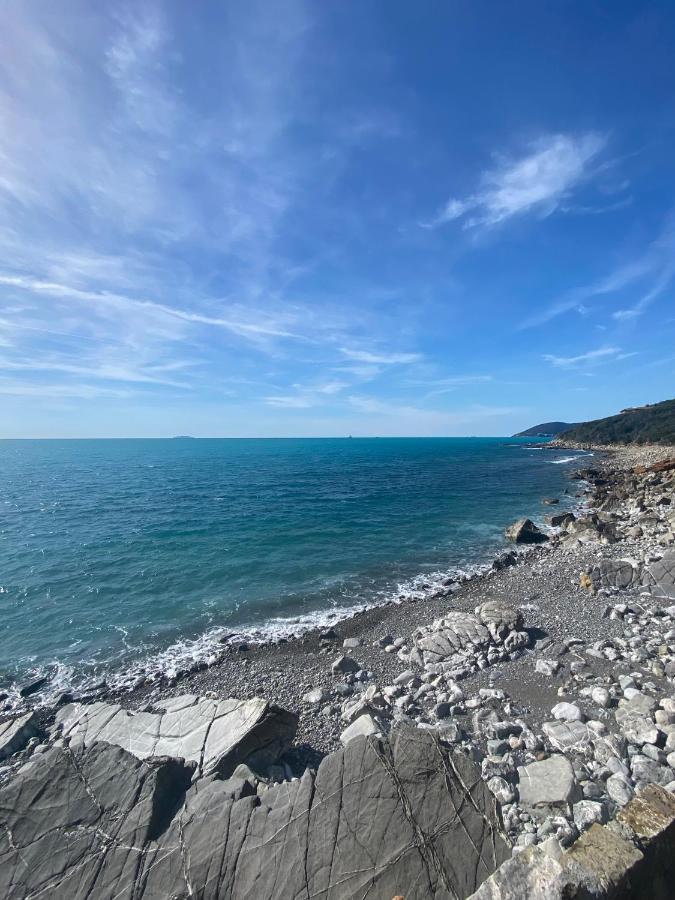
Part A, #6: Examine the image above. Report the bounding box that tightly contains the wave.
[6,544,537,710]
[550,452,594,465]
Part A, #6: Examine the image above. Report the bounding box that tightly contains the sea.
[0,437,591,703]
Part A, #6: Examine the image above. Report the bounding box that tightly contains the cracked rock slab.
[642,549,675,600]
[0,711,39,760]
[0,726,509,900]
[55,694,298,778]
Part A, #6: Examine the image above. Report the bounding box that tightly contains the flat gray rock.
[0,725,509,900]
[643,549,675,599]
[56,694,297,778]
[517,755,581,810]
[583,558,642,592]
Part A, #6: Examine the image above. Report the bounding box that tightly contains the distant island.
[513,421,577,437]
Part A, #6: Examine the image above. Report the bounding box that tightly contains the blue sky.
[0,1,673,438]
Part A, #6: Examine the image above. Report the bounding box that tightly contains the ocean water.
[0,437,590,700]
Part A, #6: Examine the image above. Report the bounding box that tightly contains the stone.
[542,721,592,753]
[342,637,362,649]
[582,558,642,593]
[536,659,560,676]
[551,702,584,722]
[606,773,635,807]
[614,707,660,747]
[477,600,523,636]
[643,549,675,599]
[517,755,580,810]
[18,676,49,698]
[0,726,509,900]
[543,498,559,505]
[505,518,548,544]
[339,713,382,744]
[331,654,360,675]
[591,686,610,708]
[302,688,328,704]
[573,800,607,830]
[488,776,516,805]
[56,694,297,779]
[551,512,576,528]
[0,711,39,760]
[412,611,491,667]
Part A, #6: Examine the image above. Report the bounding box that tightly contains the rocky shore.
[2,442,675,898]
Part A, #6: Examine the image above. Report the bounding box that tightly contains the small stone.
[606,773,634,807]
[551,702,584,722]
[342,637,362,649]
[535,659,560,676]
[517,755,580,809]
[339,714,380,745]
[487,776,515,804]
[302,688,328,704]
[591,687,610,708]
[331,655,360,675]
[573,800,607,830]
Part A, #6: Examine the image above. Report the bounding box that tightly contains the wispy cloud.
[340,347,421,365]
[542,346,636,368]
[522,216,675,329]
[424,133,605,229]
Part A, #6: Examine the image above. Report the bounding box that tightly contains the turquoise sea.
[0,438,590,701]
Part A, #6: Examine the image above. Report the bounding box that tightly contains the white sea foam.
[11,543,538,710]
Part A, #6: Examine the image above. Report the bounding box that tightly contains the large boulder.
[0,726,509,900]
[412,611,491,668]
[505,518,548,544]
[55,694,298,778]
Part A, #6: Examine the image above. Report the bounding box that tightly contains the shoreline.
[2,439,675,859]
[2,441,590,713]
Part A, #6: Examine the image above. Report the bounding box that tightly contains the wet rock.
[18,675,50,698]
[505,518,548,544]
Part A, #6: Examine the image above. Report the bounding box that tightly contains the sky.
[0,1,674,438]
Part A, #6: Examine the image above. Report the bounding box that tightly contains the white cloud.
[340,347,421,365]
[425,133,605,230]
[542,346,624,367]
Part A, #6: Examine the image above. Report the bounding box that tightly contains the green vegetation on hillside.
[514,421,577,437]
[560,399,675,445]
